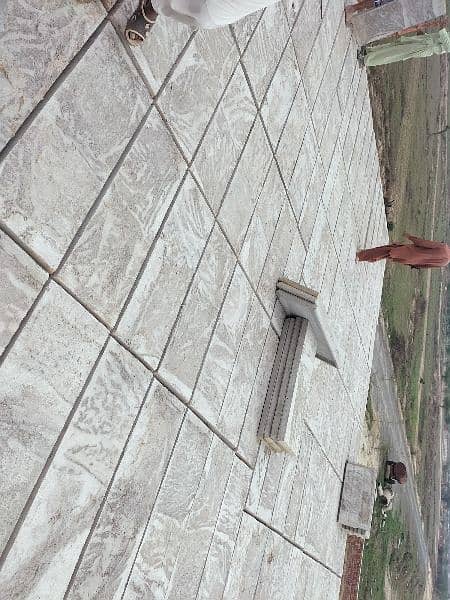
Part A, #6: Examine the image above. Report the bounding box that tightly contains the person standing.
[126,0,281,45]
[356,233,450,269]
[358,28,450,67]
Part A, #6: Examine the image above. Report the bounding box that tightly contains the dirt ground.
[361,52,448,598]
[367,53,448,575]
[384,573,400,600]
[358,392,426,600]
[358,396,382,470]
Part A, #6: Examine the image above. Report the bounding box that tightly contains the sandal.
[125,1,157,46]
[357,46,367,68]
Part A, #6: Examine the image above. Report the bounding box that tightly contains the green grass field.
[369,55,447,446]
[359,508,424,600]
[359,440,424,600]
[367,53,448,584]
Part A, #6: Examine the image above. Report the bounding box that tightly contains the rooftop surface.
[0,0,387,597]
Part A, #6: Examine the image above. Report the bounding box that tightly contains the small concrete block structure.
[338,462,377,538]
[259,279,339,454]
[276,278,338,368]
[258,316,317,452]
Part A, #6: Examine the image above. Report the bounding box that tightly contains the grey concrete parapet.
[276,277,339,368]
[258,316,317,454]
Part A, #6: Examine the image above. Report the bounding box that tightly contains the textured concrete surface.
[0,0,387,597]
[338,462,377,534]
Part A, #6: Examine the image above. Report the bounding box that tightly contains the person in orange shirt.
[357,233,450,269]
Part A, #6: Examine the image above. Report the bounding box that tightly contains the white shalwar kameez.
[152,0,281,29]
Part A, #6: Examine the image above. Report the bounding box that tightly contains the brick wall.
[339,535,365,600]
